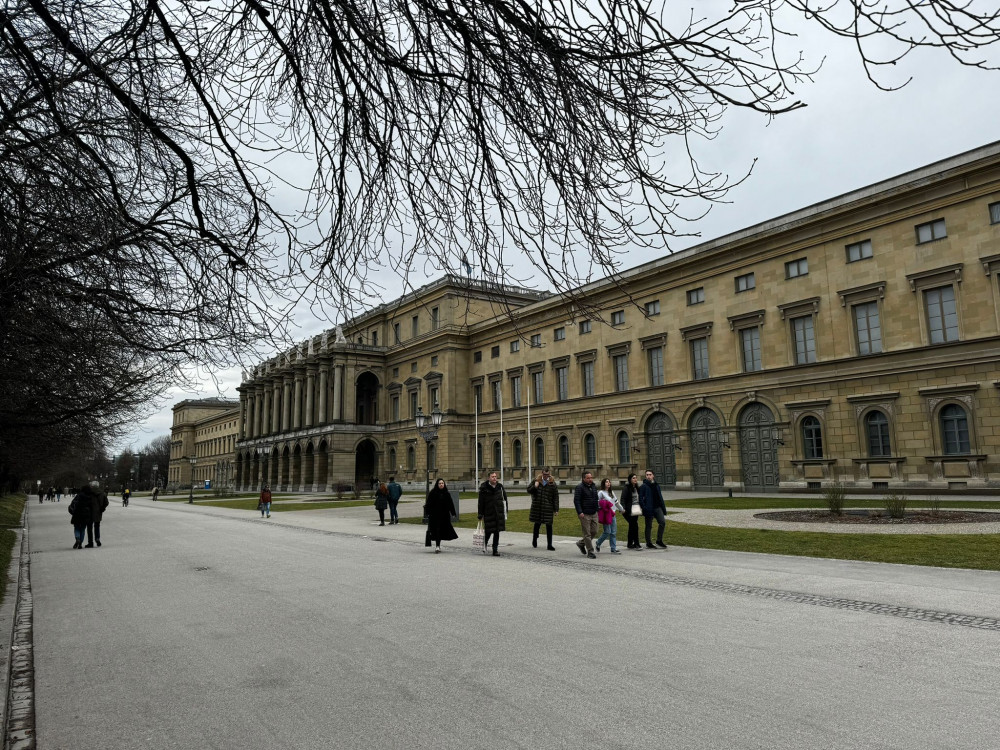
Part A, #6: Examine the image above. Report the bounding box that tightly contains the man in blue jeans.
[639,469,667,549]
[387,477,403,524]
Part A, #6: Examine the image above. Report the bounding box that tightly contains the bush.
[927,496,941,516]
[823,481,846,516]
[883,492,908,519]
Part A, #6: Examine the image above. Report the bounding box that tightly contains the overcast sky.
[116,28,1000,453]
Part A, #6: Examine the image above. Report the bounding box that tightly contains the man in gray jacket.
[573,471,599,559]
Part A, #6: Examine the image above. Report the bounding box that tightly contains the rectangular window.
[611,310,625,326]
[510,376,522,408]
[916,218,947,244]
[687,287,705,305]
[411,315,419,337]
[579,320,592,334]
[411,362,417,372]
[429,387,439,410]
[735,272,755,293]
[409,391,418,417]
[431,355,438,366]
[556,367,568,401]
[510,340,520,353]
[740,327,762,372]
[491,381,502,411]
[473,351,482,363]
[530,334,541,347]
[853,301,882,355]
[785,258,808,279]
[846,239,873,263]
[393,323,400,344]
[613,354,629,391]
[491,345,500,358]
[691,338,709,380]
[371,330,378,346]
[532,371,544,405]
[392,367,399,378]
[792,316,817,364]
[473,385,482,414]
[391,396,399,421]
[644,300,661,316]
[431,307,439,328]
[990,201,1000,225]
[648,346,664,386]
[925,285,959,343]
[581,361,595,397]
[554,327,566,341]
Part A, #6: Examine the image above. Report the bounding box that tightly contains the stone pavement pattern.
[24,498,1000,749]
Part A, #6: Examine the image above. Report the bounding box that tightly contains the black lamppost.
[259,445,272,490]
[414,404,443,496]
[152,464,159,491]
[187,455,197,503]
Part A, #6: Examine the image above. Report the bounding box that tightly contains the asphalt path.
[25,500,1000,749]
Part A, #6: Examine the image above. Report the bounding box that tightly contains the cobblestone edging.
[3,513,34,750]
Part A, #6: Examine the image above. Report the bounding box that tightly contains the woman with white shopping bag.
[620,473,643,550]
[477,471,508,556]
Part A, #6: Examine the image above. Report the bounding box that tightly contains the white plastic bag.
[472,519,486,554]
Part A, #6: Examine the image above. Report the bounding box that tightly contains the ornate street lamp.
[259,445,272,491]
[152,464,159,491]
[187,455,197,503]
[415,404,443,496]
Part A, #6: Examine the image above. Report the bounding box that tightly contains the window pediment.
[727,309,765,331]
[837,282,886,307]
[906,263,963,292]
[777,297,820,320]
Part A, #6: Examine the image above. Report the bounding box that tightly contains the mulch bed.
[755,510,1000,525]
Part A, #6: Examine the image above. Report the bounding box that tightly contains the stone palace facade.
[230,142,1000,494]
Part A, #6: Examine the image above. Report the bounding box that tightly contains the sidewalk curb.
[2,508,34,749]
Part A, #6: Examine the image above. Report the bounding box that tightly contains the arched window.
[617,431,631,465]
[534,437,545,467]
[407,445,416,470]
[513,439,522,467]
[476,442,483,469]
[559,435,570,465]
[428,443,437,470]
[802,417,823,459]
[493,440,502,469]
[941,404,970,455]
[865,411,891,457]
[388,447,397,471]
[584,433,597,464]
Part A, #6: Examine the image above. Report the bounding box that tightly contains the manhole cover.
[194,566,210,571]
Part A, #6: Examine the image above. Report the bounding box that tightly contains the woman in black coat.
[620,473,643,550]
[477,471,508,556]
[424,479,459,552]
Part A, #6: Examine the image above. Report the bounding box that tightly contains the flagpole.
[474,386,479,487]
[526,374,532,481]
[499,382,504,487]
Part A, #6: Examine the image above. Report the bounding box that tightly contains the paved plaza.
[8,495,1000,749]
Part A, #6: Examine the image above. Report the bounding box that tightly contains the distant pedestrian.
[88,485,110,547]
[527,467,559,550]
[56,488,62,502]
[68,483,98,549]
[477,471,508,556]
[387,476,402,525]
[259,485,272,518]
[573,471,600,559]
[47,486,55,502]
[424,479,458,552]
[374,482,389,526]
[122,487,130,508]
[639,469,667,549]
[37,488,43,504]
[151,486,159,501]
[595,479,623,554]
[620,474,643,550]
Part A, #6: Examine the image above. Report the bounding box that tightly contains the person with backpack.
[386,476,402,524]
[259,485,272,518]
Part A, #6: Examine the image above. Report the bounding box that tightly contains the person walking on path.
[68,482,99,549]
[639,469,667,549]
[595,478,623,554]
[527,467,559,550]
[88,485,110,547]
[620,474,643,550]
[151,486,159,501]
[37,487,43,504]
[387,477,402,525]
[259,485,272,518]
[122,487,130,508]
[573,471,600,559]
[424,479,459,552]
[374,481,389,526]
[477,471,508,556]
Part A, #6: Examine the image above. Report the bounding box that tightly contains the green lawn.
[0,494,27,606]
[669,497,1000,510]
[402,506,1000,571]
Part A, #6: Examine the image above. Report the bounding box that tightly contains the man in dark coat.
[527,467,559,550]
[68,482,101,549]
[477,471,508,556]
[88,484,110,547]
[386,476,403,525]
[573,471,599,559]
[638,469,667,549]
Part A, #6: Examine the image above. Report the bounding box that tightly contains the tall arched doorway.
[315,440,329,492]
[644,412,677,488]
[689,408,724,491]
[738,403,780,492]
[355,440,377,490]
[356,372,379,426]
